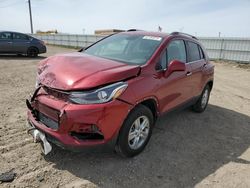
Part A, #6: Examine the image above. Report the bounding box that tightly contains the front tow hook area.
[28,127,52,155]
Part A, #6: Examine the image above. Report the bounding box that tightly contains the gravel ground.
[0,45,249,188]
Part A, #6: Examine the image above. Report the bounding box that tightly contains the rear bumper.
[27,95,132,150]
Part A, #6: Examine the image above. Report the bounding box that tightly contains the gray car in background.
[0,31,46,57]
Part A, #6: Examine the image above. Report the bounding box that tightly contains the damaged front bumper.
[26,88,132,153]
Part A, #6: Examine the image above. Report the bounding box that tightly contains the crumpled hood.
[38,52,140,90]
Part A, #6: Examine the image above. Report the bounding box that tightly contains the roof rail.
[127,29,142,32]
[170,32,197,39]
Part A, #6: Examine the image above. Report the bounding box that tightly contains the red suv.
[26,30,214,157]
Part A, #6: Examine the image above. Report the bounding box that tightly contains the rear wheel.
[27,47,38,57]
[192,85,211,113]
[115,105,154,157]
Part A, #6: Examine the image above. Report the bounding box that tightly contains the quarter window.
[187,42,201,62]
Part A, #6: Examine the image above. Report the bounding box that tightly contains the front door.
[157,39,194,113]
[0,32,13,53]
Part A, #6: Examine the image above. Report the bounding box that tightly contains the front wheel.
[192,85,211,113]
[27,47,38,57]
[115,105,154,157]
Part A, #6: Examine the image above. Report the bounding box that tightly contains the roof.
[95,29,125,35]
[0,31,30,35]
[121,30,169,38]
[120,30,198,41]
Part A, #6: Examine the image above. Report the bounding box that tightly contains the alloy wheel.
[128,115,150,150]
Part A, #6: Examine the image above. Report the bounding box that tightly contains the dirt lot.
[0,46,249,188]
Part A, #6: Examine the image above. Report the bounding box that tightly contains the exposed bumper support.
[28,124,52,155]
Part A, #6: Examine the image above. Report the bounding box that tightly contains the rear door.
[12,33,31,53]
[157,39,193,113]
[0,32,13,53]
[186,41,207,97]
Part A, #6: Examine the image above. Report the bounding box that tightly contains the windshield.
[84,34,163,65]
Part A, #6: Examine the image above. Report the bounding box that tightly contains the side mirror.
[168,60,186,74]
[155,63,164,72]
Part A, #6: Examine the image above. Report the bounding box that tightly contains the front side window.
[157,40,186,70]
[0,32,12,40]
[84,34,163,65]
[187,41,201,62]
[167,40,186,64]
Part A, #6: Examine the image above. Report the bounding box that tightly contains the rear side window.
[0,32,12,40]
[13,33,29,40]
[167,40,186,64]
[187,42,200,62]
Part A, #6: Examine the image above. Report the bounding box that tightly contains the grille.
[43,86,69,101]
[38,112,59,130]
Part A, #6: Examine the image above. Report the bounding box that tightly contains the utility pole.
[28,0,34,34]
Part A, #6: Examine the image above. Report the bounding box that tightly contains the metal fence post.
[219,38,224,60]
[68,35,70,47]
[76,35,78,48]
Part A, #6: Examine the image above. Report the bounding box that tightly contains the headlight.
[69,82,128,104]
[35,75,40,88]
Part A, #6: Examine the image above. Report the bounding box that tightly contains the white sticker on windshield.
[143,36,162,41]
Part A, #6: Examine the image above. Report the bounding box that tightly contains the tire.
[27,47,38,57]
[192,85,211,113]
[115,105,154,157]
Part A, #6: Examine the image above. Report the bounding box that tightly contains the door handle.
[186,72,192,76]
[7,42,13,44]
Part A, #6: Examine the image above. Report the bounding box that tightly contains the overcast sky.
[0,0,250,37]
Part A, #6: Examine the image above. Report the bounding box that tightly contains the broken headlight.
[69,82,128,104]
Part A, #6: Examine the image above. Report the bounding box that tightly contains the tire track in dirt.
[1,141,56,186]
[0,130,27,146]
[0,138,33,154]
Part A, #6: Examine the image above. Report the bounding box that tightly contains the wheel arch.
[135,97,159,122]
[207,80,213,90]
[27,46,39,54]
